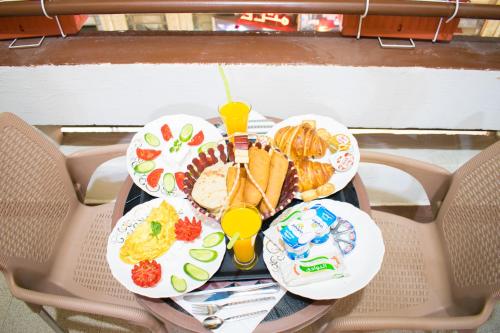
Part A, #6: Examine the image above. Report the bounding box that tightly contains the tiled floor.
[0,275,146,333]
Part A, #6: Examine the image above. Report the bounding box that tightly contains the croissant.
[274,123,328,159]
[295,159,334,192]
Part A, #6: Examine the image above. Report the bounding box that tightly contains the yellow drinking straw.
[218,64,233,103]
[226,232,240,250]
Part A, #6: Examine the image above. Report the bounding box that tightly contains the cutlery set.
[183,283,280,329]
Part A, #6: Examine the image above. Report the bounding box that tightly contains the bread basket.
[183,141,298,221]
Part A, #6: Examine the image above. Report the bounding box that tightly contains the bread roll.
[226,166,246,206]
[192,163,230,212]
[316,183,335,197]
[301,189,318,202]
[259,151,288,214]
[226,166,239,203]
[243,147,271,206]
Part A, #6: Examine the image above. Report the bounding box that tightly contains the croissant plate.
[274,123,328,160]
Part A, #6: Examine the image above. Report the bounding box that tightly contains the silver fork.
[191,296,276,315]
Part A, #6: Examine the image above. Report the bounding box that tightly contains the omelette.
[120,200,178,264]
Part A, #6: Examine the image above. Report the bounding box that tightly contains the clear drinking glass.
[218,101,251,136]
[221,204,262,270]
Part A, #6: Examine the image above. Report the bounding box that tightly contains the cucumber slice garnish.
[134,161,155,174]
[179,124,193,142]
[189,249,218,263]
[171,275,187,292]
[184,263,209,281]
[202,232,225,248]
[144,133,160,147]
[198,142,217,154]
[163,173,175,193]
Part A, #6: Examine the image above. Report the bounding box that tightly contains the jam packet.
[331,217,357,255]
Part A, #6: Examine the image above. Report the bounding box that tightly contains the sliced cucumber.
[202,232,225,248]
[171,275,187,293]
[184,263,209,281]
[198,142,217,154]
[179,124,193,142]
[163,173,175,193]
[189,248,218,263]
[134,161,155,174]
[144,133,160,147]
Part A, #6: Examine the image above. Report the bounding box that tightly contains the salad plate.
[127,114,223,198]
[266,114,360,201]
[262,200,384,300]
[106,197,226,298]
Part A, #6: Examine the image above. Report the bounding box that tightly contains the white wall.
[1,64,499,129]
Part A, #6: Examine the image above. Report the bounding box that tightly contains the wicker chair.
[317,141,499,332]
[0,112,165,333]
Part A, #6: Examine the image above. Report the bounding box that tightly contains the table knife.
[183,283,280,303]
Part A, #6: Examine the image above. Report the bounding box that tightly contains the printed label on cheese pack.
[280,251,347,287]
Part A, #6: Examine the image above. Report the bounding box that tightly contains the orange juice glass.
[218,102,251,136]
[221,205,262,270]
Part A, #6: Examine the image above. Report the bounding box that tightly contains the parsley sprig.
[150,221,162,238]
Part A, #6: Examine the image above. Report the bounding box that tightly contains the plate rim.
[106,197,226,298]
[265,114,360,200]
[126,114,224,199]
[262,200,385,300]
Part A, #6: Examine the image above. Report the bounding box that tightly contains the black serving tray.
[210,231,268,281]
[123,181,360,282]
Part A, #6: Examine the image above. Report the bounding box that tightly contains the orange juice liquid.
[219,102,251,136]
[221,207,262,264]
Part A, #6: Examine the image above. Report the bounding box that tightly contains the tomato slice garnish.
[175,172,186,191]
[161,124,173,142]
[131,260,162,288]
[187,130,204,146]
[136,148,161,161]
[175,216,202,241]
[147,168,164,188]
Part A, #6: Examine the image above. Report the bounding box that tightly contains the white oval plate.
[265,114,360,199]
[263,200,384,300]
[106,197,226,298]
[126,114,223,198]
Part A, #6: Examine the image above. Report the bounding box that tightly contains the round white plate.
[263,200,384,300]
[265,114,360,199]
[127,114,223,198]
[106,197,226,298]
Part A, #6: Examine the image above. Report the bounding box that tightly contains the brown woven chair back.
[0,112,78,278]
[436,141,500,307]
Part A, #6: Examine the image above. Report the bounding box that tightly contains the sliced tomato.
[136,148,161,161]
[131,260,161,288]
[161,124,173,142]
[175,216,202,241]
[187,130,204,146]
[175,172,186,191]
[147,168,164,188]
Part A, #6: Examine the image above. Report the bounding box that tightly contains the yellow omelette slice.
[120,201,178,264]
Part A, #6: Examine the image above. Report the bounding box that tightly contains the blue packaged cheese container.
[279,218,315,260]
[277,201,337,259]
[308,204,337,244]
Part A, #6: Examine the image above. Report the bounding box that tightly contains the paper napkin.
[172,281,286,333]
